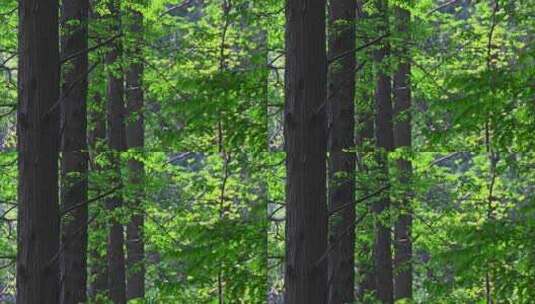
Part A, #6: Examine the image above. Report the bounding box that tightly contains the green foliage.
[1,0,535,303]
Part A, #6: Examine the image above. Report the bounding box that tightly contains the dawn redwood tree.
[284,0,328,303]
[373,0,394,302]
[326,0,356,302]
[105,0,127,302]
[393,5,413,301]
[16,0,61,302]
[88,92,109,300]
[87,2,108,298]
[355,2,377,299]
[356,92,377,300]
[59,0,89,302]
[125,6,145,301]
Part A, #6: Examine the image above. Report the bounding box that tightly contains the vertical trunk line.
[284,0,329,303]
[326,0,357,302]
[393,4,413,302]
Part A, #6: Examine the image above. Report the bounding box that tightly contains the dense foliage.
[1,0,534,303]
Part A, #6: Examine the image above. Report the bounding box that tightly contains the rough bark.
[393,6,413,301]
[106,0,127,302]
[373,0,394,302]
[59,0,89,302]
[16,0,61,303]
[125,8,145,301]
[326,0,356,302]
[284,0,328,303]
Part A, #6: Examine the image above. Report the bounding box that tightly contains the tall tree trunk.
[106,0,127,302]
[356,69,377,300]
[16,0,61,303]
[60,0,89,302]
[88,92,109,301]
[284,0,328,304]
[355,3,377,298]
[125,8,145,301]
[87,2,109,297]
[393,5,413,301]
[326,0,356,302]
[373,0,394,302]
[284,0,328,303]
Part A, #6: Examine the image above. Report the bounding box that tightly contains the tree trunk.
[86,9,108,299]
[356,62,377,302]
[284,0,328,303]
[16,0,61,303]
[125,8,145,301]
[326,0,356,302]
[59,0,89,302]
[88,92,109,301]
[373,0,394,302]
[393,6,413,301]
[106,0,127,302]
[355,3,377,298]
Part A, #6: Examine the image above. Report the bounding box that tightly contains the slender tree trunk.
[88,92,109,301]
[284,0,328,303]
[16,0,61,303]
[326,0,356,302]
[125,8,145,301]
[355,3,377,297]
[373,0,394,302]
[393,6,413,301]
[59,0,89,302]
[356,72,377,300]
[106,0,127,302]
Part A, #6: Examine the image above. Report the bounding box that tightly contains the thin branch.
[159,0,192,17]
[328,34,388,65]
[0,260,15,270]
[0,205,16,221]
[45,212,100,271]
[314,208,371,268]
[60,34,121,64]
[426,0,458,16]
[60,185,121,216]
[428,152,463,167]
[328,185,390,216]
[0,7,17,18]
[42,60,101,122]
[0,103,16,108]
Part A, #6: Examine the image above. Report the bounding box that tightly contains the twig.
[42,60,100,122]
[0,7,17,18]
[328,185,390,216]
[328,34,388,65]
[45,212,100,271]
[159,0,192,17]
[60,185,121,216]
[60,34,121,64]
[314,208,371,268]
[427,0,458,16]
[428,152,463,167]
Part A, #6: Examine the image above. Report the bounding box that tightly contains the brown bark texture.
[16,0,61,303]
[105,0,127,302]
[125,8,145,301]
[373,0,394,302]
[284,0,329,303]
[59,0,90,302]
[393,6,413,301]
[327,0,357,302]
